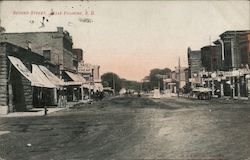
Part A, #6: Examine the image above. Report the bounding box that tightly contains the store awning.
[88,83,103,92]
[82,84,90,89]
[38,65,65,87]
[8,56,43,87]
[65,71,86,83]
[193,87,212,93]
[94,83,103,92]
[32,64,56,88]
[167,83,176,85]
[64,81,83,86]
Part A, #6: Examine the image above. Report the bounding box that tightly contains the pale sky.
[0,0,249,81]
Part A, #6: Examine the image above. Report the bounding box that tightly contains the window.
[43,50,51,61]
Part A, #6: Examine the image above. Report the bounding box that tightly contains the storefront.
[8,56,44,112]
[8,56,58,111]
[63,71,89,101]
[0,42,66,114]
[32,64,65,105]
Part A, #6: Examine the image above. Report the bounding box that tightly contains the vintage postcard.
[0,0,250,159]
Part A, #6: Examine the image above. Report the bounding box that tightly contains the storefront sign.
[78,62,93,73]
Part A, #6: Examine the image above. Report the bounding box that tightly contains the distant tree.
[102,81,109,87]
[121,79,140,91]
[148,68,172,91]
[141,76,150,92]
[101,67,172,93]
[159,68,172,75]
[101,72,122,93]
[149,68,161,89]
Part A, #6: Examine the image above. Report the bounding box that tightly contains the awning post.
[81,85,84,101]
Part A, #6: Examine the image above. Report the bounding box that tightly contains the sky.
[0,0,249,81]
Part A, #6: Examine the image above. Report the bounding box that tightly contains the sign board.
[164,78,172,83]
[78,62,93,73]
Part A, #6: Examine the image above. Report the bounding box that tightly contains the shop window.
[43,50,51,61]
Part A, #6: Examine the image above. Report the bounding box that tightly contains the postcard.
[0,0,250,159]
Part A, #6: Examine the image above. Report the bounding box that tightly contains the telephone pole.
[178,57,181,98]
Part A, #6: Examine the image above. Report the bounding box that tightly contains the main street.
[1,96,250,160]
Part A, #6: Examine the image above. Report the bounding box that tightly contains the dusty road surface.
[1,96,250,160]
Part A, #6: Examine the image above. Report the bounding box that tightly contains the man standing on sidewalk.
[58,88,67,108]
[42,89,48,115]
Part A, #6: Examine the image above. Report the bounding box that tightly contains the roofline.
[189,50,201,53]
[201,45,216,49]
[219,30,250,37]
[1,31,59,35]
[213,39,220,44]
[0,41,43,58]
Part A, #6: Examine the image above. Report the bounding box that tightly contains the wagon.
[192,87,212,100]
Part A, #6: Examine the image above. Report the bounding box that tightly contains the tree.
[147,68,172,91]
[121,79,140,91]
[102,81,109,88]
[101,72,122,93]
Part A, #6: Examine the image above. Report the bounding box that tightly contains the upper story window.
[43,50,51,61]
[63,38,72,51]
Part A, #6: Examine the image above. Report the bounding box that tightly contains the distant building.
[238,32,250,67]
[187,47,202,85]
[218,30,250,70]
[186,30,250,99]
[172,67,189,88]
[167,67,189,94]
[78,62,100,81]
[72,48,83,72]
[72,48,83,62]
[200,45,222,72]
[78,62,103,92]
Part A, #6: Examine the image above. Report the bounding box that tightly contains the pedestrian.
[62,89,67,108]
[41,88,48,115]
[58,89,63,108]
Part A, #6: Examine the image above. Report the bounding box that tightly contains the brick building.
[0,42,61,114]
[187,47,202,85]
[0,27,87,102]
[200,45,222,72]
[72,48,83,72]
[218,30,250,70]
[0,27,76,74]
[78,62,103,92]
[238,32,250,67]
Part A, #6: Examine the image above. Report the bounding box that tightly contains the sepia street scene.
[0,1,250,160]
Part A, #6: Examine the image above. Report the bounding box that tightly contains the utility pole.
[140,80,143,93]
[220,77,224,97]
[158,79,160,91]
[232,77,235,99]
[178,57,181,98]
[237,75,241,99]
[163,78,166,92]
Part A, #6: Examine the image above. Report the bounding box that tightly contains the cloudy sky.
[0,0,249,81]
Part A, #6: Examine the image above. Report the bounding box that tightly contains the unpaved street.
[1,96,250,160]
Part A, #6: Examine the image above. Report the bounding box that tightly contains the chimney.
[26,40,32,50]
[57,27,63,33]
